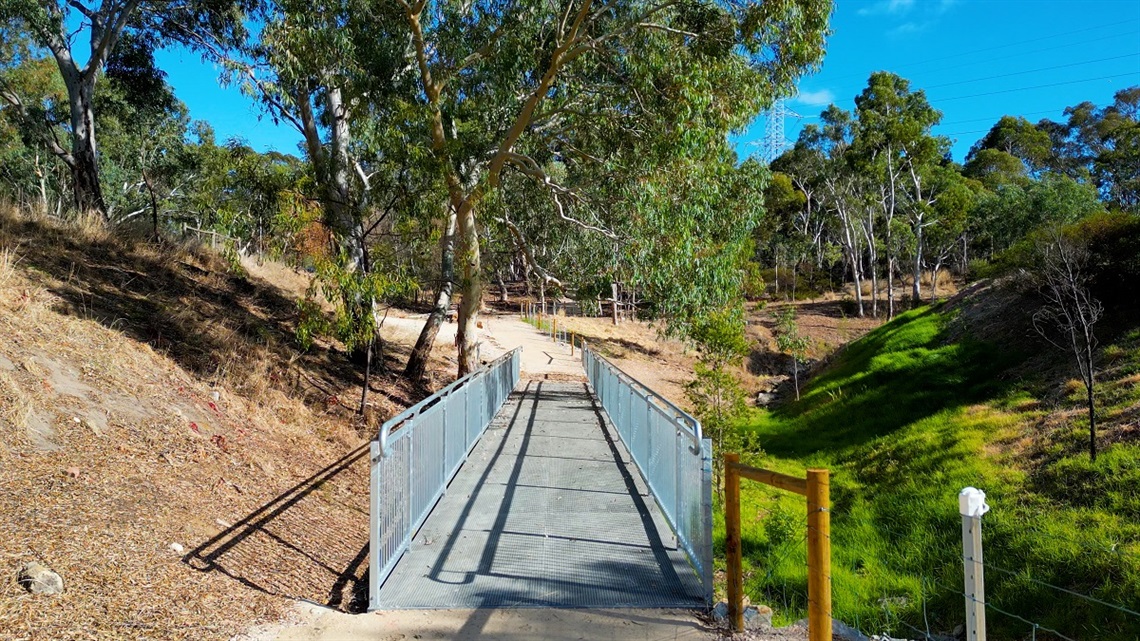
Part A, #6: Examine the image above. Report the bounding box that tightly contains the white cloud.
[857,0,915,17]
[888,21,930,37]
[795,89,836,106]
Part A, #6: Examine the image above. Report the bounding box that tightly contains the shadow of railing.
[184,443,372,612]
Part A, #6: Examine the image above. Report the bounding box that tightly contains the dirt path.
[383,313,585,379]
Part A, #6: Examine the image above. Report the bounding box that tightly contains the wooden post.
[807,469,832,641]
[724,453,744,632]
[570,333,575,356]
[552,317,558,343]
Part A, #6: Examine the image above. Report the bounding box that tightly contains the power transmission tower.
[761,98,799,162]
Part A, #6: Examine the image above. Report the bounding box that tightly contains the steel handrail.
[581,342,713,603]
[370,346,521,610]
[378,349,517,455]
[584,346,703,442]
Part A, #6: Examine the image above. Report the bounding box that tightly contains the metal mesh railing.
[368,348,521,609]
[582,344,714,603]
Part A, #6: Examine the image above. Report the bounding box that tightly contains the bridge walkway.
[374,380,705,609]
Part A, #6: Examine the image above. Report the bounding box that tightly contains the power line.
[828,21,1140,86]
[933,72,1140,103]
[807,27,1135,108]
[940,128,1000,138]
[940,109,1066,126]
[923,53,1140,90]
[915,30,1140,81]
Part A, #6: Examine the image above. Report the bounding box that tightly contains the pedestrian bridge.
[369,347,713,611]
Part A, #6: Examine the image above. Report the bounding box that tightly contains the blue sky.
[734,0,1140,162]
[153,0,1140,162]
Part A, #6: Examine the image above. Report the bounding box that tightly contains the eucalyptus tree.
[394,0,832,374]
[0,0,255,217]
[778,107,870,316]
[0,27,68,212]
[1039,88,1140,212]
[853,71,945,313]
[967,115,1051,177]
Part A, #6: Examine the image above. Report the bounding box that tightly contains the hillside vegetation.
[724,285,1140,639]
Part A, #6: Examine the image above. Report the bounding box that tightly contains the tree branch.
[495,216,563,286]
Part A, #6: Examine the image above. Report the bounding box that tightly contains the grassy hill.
[725,285,1140,639]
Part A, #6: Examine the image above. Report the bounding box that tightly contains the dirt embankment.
[0,210,462,640]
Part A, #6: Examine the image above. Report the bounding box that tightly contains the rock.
[877,595,909,609]
[833,619,871,641]
[18,562,63,595]
[25,409,60,452]
[756,392,777,406]
[169,542,185,555]
[65,467,80,479]
[743,605,773,630]
[712,600,729,622]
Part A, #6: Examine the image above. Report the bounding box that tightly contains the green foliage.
[774,305,809,398]
[774,307,809,359]
[299,253,416,353]
[685,307,749,490]
[726,304,1140,639]
[742,260,767,300]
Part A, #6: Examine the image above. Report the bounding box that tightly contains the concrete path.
[374,380,704,609]
[245,602,718,641]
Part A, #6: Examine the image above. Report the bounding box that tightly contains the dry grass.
[0,206,446,640]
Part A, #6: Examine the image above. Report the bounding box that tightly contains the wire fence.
[731,490,1140,640]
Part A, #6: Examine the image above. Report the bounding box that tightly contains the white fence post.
[959,487,990,641]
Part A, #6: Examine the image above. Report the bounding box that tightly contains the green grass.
[723,305,1140,639]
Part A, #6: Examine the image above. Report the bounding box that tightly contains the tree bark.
[455,201,483,375]
[912,224,924,305]
[887,256,896,319]
[405,207,457,380]
[67,76,106,216]
[1087,375,1097,462]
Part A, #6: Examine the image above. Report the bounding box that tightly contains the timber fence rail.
[582,344,715,603]
[723,452,832,640]
[368,348,521,610]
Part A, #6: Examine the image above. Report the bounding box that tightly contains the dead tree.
[1032,230,1103,461]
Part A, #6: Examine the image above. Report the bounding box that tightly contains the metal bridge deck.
[374,380,705,609]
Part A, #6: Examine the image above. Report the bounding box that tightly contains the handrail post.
[807,469,832,641]
[725,453,744,632]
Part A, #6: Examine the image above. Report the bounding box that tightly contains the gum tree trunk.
[65,74,106,216]
[455,202,483,375]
